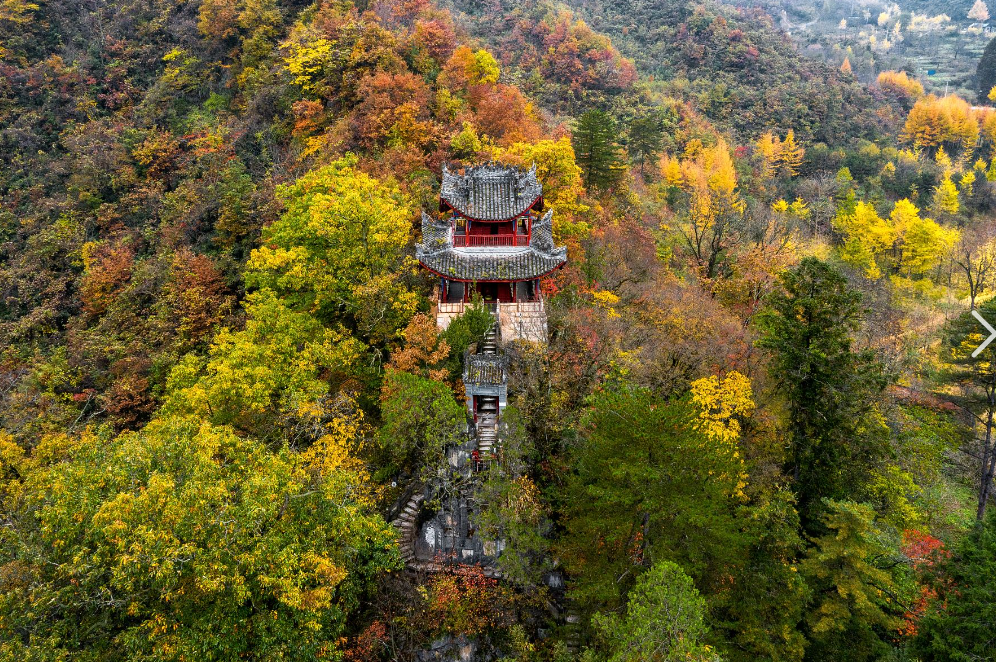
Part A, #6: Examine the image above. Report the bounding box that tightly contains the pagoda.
[417,163,567,343]
[393,164,567,576]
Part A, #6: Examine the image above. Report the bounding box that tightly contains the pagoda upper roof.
[440,163,543,221]
[417,209,567,282]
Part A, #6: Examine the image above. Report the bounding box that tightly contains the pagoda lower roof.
[417,210,567,282]
[419,247,566,282]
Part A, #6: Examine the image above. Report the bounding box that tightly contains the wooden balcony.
[452,233,530,248]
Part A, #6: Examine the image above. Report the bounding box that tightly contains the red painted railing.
[452,234,529,248]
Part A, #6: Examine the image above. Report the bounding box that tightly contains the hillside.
[3,0,996,660]
[727,0,996,100]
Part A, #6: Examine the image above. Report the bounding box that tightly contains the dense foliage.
[1,0,996,659]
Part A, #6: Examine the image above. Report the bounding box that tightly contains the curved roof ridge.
[440,162,543,221]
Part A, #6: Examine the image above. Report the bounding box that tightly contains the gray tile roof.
[464,353,508,386]
[417,210,567,282]
[440,163,543,221]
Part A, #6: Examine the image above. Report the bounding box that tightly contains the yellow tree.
[755,131,782,182]
[941,94,980,163]
[689,371,755,499]
[665,139,746,279]
[903,94,981,161]
[890,199,960,276]
[956,226,996,309]
[163,289,363,437]
[877,71,925,101]
[0,0,37,24]
[0,415,397,661]
[492,138,590,239]
[902,96,945,152]
[933,173,960,217]
[247,155,419,346]
[835,201,895,279]
[776,130,805,177]
[980,110,996,157]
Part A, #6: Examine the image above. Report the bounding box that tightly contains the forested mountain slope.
[543,0,894,142]
[1,0,996,660]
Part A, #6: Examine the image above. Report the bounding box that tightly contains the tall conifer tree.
[573,109,625,190]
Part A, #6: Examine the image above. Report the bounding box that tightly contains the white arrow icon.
[973,310,996,358]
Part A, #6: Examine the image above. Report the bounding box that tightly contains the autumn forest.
[3,0,996,660]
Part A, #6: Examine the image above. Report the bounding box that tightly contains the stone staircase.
[480,319,500,354]
[393,308,510,576]
[394,492,424,567]
[476,410,498,457]
[473,318,501,460]
[562,602,582,655]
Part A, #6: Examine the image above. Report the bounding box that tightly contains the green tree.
[573,109,625,190]
[557,388,746,614]
[801,501,903,662]
[756,258,891,528]
[713,492,808,662]
[913,509,996,660]
[628,111,666,176]
[377,370,466,481]
[476,407,551,587]
[978,36,996,104]
[438,300,494,380]
[942,298,996,519]
[590,560,720,662]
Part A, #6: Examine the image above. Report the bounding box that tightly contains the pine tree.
[756,258,891,529]
[591,561,716,662]
[573,109,625,190]
[914,509,996,658]
[942,298,996,519]
[628,111,666,176]
[802,501,903,661]
[978,36,996,103]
